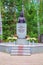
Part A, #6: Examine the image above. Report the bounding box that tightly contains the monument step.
[11,49,31,53]
[11,47,30,50]
[10,46,31,56]
[11,53,31,56]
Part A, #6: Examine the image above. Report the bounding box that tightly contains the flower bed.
[26,37,37,43]
[7,36,17,42]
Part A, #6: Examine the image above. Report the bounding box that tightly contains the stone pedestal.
[10,23,31,56]
[16,39,28,45]
[16,23,27,38]
[16,23,27,45]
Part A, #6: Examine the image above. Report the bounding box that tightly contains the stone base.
[16,23,27,39]
[16,39,28,45]
[10,45,31,56]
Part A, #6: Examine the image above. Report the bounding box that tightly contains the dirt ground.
[0,52,43,65]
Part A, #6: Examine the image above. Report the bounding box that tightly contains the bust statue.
[18,11,26,23]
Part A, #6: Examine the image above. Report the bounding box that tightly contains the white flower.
[26,38,31,40]
[7,37,12,40]
[32,38,36,40]
[12,37,17,39]
[7,36,17,41]
[26,37,37,41]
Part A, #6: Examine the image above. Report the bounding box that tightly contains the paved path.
[0,52,43,65]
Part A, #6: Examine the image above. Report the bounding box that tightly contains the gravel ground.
[0,52,43,65]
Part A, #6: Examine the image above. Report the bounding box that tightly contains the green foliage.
[1,0,43,41]
[40,25,43,34]
[1,0,16,40]
[39,0,43,35]
[0,35,2,39]
[24,1,38,37]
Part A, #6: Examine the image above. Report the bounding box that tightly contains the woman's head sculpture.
[18,11,25,23]
[20,11,24,17]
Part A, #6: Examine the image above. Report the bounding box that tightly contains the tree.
[1,0,17,40]
[39,0,43,34]
[1,0,43,41]
[24,0,38,37]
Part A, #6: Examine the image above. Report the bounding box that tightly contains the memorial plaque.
[16,23,27,38]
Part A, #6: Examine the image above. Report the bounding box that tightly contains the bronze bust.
[18,11,26,23]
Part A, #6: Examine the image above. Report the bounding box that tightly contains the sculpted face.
[18,11,25,23]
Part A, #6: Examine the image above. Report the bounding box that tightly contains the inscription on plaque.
[16,23,27,38]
